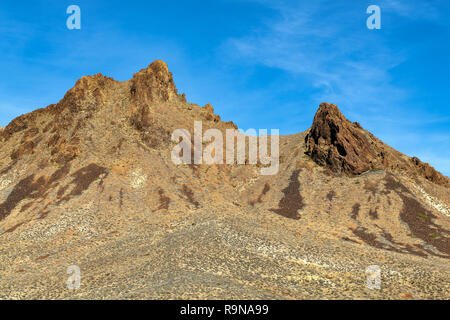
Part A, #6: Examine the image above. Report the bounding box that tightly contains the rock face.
[305,103,377,175]
[129,60,179,106]
[305,103,449,187]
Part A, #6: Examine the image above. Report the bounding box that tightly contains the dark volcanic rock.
[305,103,449,187]
[305,103,377,175]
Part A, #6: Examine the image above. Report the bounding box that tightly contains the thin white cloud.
[222,1,406,114]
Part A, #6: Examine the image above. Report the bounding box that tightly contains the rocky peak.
[305,103,449,186]
[130,60,179,105]
[49,73,116,115]
[305,102,377,175]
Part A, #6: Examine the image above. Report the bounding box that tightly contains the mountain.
[0,61,448,299]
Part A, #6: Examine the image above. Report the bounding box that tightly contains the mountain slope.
[0,61,449,299]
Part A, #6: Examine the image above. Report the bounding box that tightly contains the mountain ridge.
[0,60,448,299]
[2,61,447,184]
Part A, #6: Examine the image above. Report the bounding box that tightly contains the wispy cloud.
[222,1,406,116]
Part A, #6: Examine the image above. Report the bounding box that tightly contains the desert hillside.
[0,61,449,299]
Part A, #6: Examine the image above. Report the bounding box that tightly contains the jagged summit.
[1,63,448,185]
[305,103,449,187]
[130,60,181,105]
[132,60,170,77]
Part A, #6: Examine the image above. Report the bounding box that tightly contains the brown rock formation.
[305,103,377,175]
[305,103,449,187]
[129,60,179,105]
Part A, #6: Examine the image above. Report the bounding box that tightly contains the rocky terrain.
[0,60,448,299]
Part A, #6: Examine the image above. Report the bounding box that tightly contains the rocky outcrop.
[129,60,180,105]
[202,103,221,123]
[410,157,449,187]
[305,103,449,187]
[305,103,379,175]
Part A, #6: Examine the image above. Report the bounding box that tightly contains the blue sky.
[0,0,449,176]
